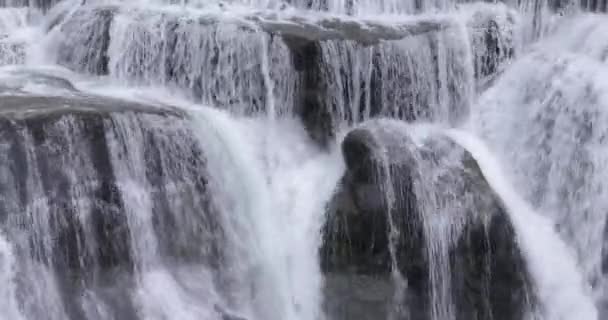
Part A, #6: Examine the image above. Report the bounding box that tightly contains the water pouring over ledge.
[0,0,605,319]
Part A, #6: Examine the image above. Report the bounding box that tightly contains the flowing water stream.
[0,0,606,319]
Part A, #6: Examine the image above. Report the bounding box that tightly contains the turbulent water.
[0,0,606,319]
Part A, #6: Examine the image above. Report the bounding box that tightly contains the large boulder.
[0,70,224,319]
[286,4,516,146]
[321,119,533,320]
[291,27,474,147]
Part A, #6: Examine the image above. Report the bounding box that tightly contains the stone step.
[49,3,516,147]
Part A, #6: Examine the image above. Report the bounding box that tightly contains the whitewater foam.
[189,107,344,320]
[447,129,598,320]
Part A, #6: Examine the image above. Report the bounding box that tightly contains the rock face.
[0,72,224,319]
[50,4,516,147]
[291,28,474,147]
[321,119,533,320]
[579,0,607,12]
[0,0,60,10]
[292,4,517,146]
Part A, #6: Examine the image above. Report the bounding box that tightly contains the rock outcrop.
[0,71,223,320]
[579,0,607,12]
[322,119,533,320]
[50,4,516,146]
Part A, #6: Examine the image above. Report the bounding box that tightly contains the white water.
[0,1,605,320]
[188,108,344,320]
[0,7,39,66]
[318,16,476,133]
[470,14,608,306]
[106,114,204,320]
[59,0,464,14]
[0,232,25,320]
[448,129,598,320]
[52,76,345,320]
[393,123,464,320]
[0,70,344,320]
[42,0,497,122]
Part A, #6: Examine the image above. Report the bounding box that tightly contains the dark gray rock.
[291,32,473,147]
[50,5,448,118]
[52,5,293,115]
[324,273,394,320]
[577,0,607,12]
[322,119,533,320]
[290,4,516,146]
[50,4,515,147]
[0,74,223,319]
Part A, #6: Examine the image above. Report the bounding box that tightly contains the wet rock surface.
[321,120,533,320]
[51,4,515,146]
[0,72,224,319]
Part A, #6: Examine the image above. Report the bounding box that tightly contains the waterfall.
[469,13,608,304]
[189,109,343,320]
[448,129,598,320]
[0,0,606,319]
[0,231,25,320]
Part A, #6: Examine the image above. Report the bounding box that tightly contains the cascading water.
[0,0,606,319]
[448,129,598,320]
[470,13,608,315]
[189,109,344,320]
[0,231,25,320]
